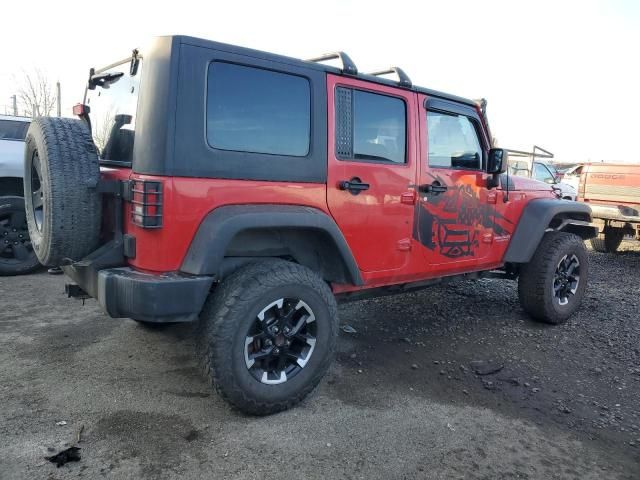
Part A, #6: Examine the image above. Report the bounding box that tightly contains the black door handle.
[418,182,448,195]
[339,177,370,195]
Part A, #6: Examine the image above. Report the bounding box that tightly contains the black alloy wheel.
[244,298,317,385]
[552,254,580,306]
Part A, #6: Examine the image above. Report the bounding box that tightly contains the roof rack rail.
[368,67,412,88]
[307,52,358,75]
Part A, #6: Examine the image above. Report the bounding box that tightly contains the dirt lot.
[1,241,639,479]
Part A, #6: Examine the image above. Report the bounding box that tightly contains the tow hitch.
[65,283,89,300]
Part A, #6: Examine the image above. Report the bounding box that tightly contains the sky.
[1,0,638,162]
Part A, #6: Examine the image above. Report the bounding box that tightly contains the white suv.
[0,115,40,275]
[510,159,577,201]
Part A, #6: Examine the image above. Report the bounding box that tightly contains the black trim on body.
[180,204,364,285]
[425,98,479,117]
[503,199,596,263]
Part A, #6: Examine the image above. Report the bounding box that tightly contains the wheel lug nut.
[265,339,272,346]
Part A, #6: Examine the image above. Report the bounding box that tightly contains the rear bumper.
[589,204,640,224]
[63,244,213,323]
[96,268,213,322]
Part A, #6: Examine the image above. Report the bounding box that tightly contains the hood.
[502,174,554,192]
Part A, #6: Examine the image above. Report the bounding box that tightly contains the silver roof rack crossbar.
[368,67,412,88]
[307,52,358,75]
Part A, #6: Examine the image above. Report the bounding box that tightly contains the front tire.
[518,232,588,324]
[199,260,338,415]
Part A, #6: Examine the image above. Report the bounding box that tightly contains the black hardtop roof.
[171,35,478,108]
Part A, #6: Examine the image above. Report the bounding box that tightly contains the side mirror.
[487,148,509,174]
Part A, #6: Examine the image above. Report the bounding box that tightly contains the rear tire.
[198,260,338,415]
[0,196,40,276]
[23,117,101,266]
[590,228,624,253]
[518,231,588,324]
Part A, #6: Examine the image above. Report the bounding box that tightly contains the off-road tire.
[23,117,101,266]
[590,228,624,253]
[0,196,40,276]
[198,260,338,415]
[518,231,588,324]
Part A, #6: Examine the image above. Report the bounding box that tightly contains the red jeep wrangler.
[23,36,597,414]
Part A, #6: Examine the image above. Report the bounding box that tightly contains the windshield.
[0,119,30,141]
[85,61,142,165]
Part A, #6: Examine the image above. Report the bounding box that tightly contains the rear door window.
[206,62,311,157]
[0,120,29,141]
[335,87,406,164]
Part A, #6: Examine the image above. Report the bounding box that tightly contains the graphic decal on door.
[414,175,513,258]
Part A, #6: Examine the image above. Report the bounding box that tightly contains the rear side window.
[0,120,29,141]
[335,87,406,164]
[206,62,310,157]
[427,111,482,170]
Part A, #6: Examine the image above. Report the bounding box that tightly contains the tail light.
[130,180,163,228]
[72,103,89,116]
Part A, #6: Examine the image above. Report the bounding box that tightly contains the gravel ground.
[0,241,639,479]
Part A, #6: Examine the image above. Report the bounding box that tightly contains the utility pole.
[11,95,17,116]
[56,81,61,117]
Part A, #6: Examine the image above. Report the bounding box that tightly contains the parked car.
[560,164,586,192]
[0,114,40,275]
[23,36,597,415]
[510,160,577,200]
[578,163,640,253]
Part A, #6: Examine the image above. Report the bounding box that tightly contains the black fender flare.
[503,199,597,263]
[180,204,364,285]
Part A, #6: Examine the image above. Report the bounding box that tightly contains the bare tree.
[16,70,57,118]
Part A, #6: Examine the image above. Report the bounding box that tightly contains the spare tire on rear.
[23,117,102,266]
